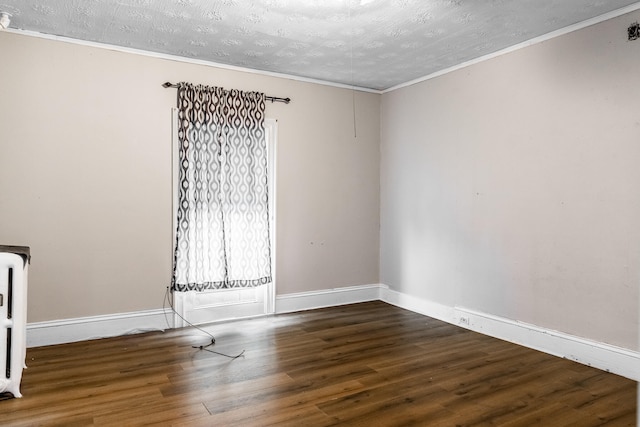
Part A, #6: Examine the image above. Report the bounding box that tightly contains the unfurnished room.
[0,0,638,425]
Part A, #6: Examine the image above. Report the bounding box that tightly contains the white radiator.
[0,251,28,398]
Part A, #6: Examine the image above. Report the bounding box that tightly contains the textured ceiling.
[1,0,638,90]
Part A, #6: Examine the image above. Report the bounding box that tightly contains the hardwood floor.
[1,301,636,426]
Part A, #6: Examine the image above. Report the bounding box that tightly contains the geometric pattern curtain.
[172,82,272,292]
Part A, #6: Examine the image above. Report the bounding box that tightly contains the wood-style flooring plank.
[1,301,636,426]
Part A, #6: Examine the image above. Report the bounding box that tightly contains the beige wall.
[0,32,380,322]
[381,11,640,350]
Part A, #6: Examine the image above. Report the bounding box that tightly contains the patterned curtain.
[172,83,272,292]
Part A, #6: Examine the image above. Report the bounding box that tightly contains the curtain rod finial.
[162,82,174,88]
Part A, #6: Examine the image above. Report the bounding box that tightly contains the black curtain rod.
[162,82,291,104]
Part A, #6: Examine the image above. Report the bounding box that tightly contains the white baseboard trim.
[26,284,385,347]
[379,286,453,323]
[26,284,639,382]
[380,287,640,381]
[27,309,172,348]
[275,284,385,314]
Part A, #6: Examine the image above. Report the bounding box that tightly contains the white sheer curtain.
[172,83,272,292]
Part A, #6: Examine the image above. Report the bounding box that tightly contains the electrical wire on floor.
[163,286,245,360]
